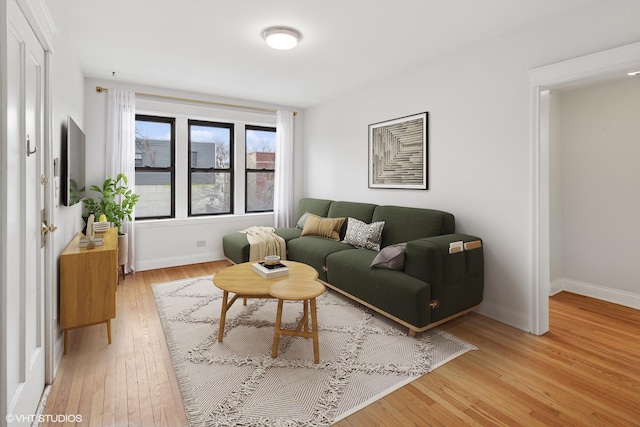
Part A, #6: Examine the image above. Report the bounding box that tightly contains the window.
[133,101,277,221]
[135,115,175,219]
[189,120,233,216]
[245,126,276,213]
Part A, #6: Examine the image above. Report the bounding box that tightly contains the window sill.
[135,212,273,230]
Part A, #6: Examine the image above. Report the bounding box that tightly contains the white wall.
[83,79,305,270]
[47,0,87,372]
[303,1,640,331]
[554,78,640,307]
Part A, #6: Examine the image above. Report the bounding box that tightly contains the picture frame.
[368,112,428,189]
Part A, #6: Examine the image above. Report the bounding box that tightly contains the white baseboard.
[135,250,227,272]
[555,278,640,310]
[550,278,564,296]
[475,301,531,332]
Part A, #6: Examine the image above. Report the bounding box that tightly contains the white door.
[3,0,47,424]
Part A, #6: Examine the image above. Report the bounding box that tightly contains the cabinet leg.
[118,265,125,283]
[107,319,112,344]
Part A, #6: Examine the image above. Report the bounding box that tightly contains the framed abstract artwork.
[368,112,428,189]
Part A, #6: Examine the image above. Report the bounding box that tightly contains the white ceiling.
[57,0,602,109]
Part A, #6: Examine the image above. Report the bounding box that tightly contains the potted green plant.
[83,173,139,272]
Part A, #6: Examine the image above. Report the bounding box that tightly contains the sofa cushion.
[327,201,377,239]
[372,206,455,248]
[222,232,251,264]
[286,236,353,281]
[274,227,302,242]
[370,242,407,270]
[327,201,377,223]
[301,214,345,240]
[342,217,385,251]
[295,198,333,225]
[223,227,302,264]
[326,249,431,327]
[295,212,309,230]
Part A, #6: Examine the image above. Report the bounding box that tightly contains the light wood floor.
[42,261,640,426]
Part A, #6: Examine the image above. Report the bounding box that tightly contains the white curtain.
[273,110,294,227]
[106,89,136,273]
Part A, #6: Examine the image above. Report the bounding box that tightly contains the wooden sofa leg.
[409,328,417,337]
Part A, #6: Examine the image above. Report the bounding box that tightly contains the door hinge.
[41,174,49,185]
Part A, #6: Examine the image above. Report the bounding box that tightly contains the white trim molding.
[530,41,640,88]
[135,251,226,272]
[528,40,640,336]
[16,0,56,52]
[550,279,564,296]
[555,279,640,311]
[475,302,530,333]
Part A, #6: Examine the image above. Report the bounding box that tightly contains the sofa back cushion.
[295,198,333,224]
[328,201,378,239]
[372,205,455,248]
[327,201,377,223]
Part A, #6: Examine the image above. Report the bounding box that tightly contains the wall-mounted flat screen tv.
[61,116,86,206]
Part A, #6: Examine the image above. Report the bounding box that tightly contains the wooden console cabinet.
[60,227,118,354]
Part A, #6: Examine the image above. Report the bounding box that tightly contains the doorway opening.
[529,41,640,335]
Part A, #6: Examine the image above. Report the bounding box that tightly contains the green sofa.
[222,198,484,335]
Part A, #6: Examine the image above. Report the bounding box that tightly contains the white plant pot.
[118,233,128,267]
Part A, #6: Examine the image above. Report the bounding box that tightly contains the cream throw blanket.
[240,226,287,262]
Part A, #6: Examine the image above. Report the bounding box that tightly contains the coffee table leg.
[272,298,284,358]
[303,299,309,333]
[218,290,229,342]
[310,297,320,364]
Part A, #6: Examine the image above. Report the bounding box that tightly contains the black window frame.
[245,125,276,213]
[134,114,176,220]
[188,119,234,217]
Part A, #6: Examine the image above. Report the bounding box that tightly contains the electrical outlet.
[196,240,206,247]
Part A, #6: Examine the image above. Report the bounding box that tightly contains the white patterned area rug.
[152,276,476,427]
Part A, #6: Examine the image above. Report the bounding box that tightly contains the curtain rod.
[95,86,297,116]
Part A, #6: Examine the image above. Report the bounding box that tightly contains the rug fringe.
[153,276,212,427]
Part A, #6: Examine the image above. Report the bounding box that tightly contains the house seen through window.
[189,120,233,216]
[246,125,276,213]
[134,115,175,219]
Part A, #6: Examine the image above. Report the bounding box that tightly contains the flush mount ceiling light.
[262,26,302,50]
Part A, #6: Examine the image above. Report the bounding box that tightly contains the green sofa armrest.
[222,232,250,264]
[404,233,484,321]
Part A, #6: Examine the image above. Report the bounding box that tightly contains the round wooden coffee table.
[269,279,326,364]
[213,261,318,342]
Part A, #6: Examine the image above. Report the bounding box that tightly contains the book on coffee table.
[251,262,289,279]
